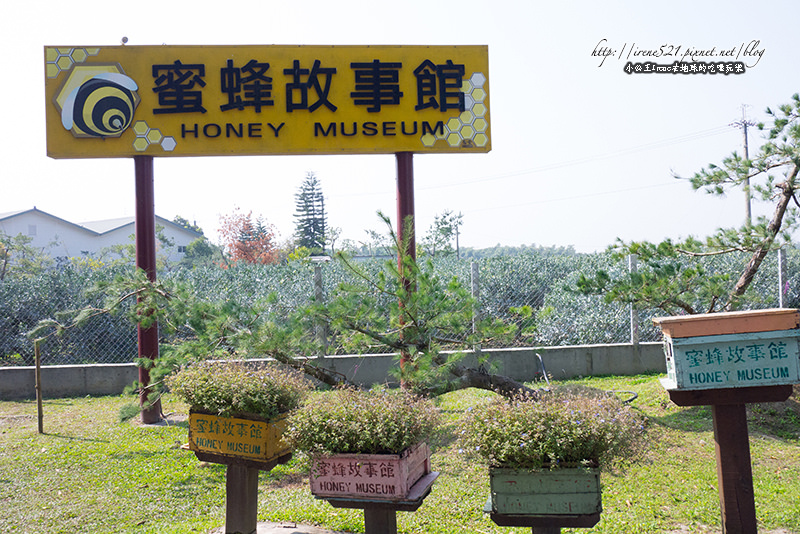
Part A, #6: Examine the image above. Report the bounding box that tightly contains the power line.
[465,179,682,214]
[327,123,733,200]
[419,124,732,192]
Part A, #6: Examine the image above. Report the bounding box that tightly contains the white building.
[0,207,203,264]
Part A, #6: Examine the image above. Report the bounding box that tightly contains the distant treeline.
[459,243,578,259]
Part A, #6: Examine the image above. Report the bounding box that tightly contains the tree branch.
[727,165,799,307]
[264,347,356,389]
[676,247,744,257]
[427,353,539,399]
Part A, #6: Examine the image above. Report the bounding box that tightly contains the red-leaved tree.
[218,208,279,265]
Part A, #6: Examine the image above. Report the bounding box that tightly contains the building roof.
[0,207,100,235]
[1,208,203,238]
[79,217,136,234]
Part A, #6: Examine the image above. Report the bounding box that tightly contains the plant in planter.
[168,360,312,467]
[460,385,647,528]
[285,387,441,503]
[169,360,313,534]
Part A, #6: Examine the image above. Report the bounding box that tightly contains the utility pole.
[731,104,756,226]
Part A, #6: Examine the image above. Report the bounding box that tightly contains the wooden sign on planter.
[485,467,602,529]
[187,410,293,534]
[310,442,432,502]
[653,308,799,534]
[308,442,438,534]
[188,411,291,469]
[656,308,800,391]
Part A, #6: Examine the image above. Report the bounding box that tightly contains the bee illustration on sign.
[53,64,140,138]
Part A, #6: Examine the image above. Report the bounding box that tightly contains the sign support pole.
[396,152,416,378]
[667,386,793,533]
[712,403,756,533]
[225,464,259,534]
[396,152,416,262]
[134,155,162,424]
[364,508,397,533]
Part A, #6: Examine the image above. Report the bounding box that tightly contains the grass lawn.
[1,374,799,533]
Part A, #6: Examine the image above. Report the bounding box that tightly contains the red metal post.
[395,152,416,378]
[396,152,416,263]
[134,155,162,424]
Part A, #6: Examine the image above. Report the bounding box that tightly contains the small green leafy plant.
[460,385,647,470]
[285,387,441,455]
[167,360,311,420]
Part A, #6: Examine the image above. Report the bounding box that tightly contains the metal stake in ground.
[34,339,43,434]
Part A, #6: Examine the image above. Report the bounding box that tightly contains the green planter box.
[488,467,602,518]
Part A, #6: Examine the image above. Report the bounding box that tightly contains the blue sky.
[2,0,798,252]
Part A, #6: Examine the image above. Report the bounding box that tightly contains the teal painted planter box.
[660,329,800,391]
[488,467,602,517]
[654,309,800,391]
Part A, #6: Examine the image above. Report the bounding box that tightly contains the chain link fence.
[1,249,796,366]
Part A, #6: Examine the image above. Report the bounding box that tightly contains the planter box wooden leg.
[712,404,757,534]
[225,464,259,534]
[364,508,397,534]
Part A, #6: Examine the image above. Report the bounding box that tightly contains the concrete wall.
[0,343,666,400]
[1,363,139,400]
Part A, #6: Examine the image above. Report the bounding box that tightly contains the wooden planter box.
[653,308,800,339]
[654,309,800,391]
[486,467,602,527]
[188,410,291,470]
[309,442,432,502]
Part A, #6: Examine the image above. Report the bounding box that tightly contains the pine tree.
[293,172,327,254]
[577,93,800,314]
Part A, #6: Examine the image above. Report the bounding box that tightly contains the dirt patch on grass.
[0,414,35,428]
[265,471,306,491]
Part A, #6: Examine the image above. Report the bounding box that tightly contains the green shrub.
[167,360,311,420]
[459,385,647,470]
[286,387,441,455]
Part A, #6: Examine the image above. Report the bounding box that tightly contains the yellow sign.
[44,45,490,158]
[188,412,289,463]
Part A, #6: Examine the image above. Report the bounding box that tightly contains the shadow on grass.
[44,432,110,443]
[647,388,800,442]
[2,399,78,407]
[747,389,800,441]
[145,419,190,430]
[106,447,203,462]
[648,405,714,433]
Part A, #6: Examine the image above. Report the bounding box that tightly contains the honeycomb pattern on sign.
[45,48,101,78]
[132,121,177,152]
[426,71,489,148]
